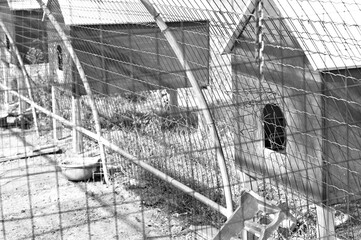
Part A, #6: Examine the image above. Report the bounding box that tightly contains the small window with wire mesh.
[263,104,286,152]
[57,45,63,70]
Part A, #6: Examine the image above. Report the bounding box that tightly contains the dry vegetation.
[2,64,359,239]
[74,91,313,239]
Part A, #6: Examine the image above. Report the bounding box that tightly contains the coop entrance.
[263,104,286,152]
[56,45,63,70]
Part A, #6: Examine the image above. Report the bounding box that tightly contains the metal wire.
[0,0,361,239]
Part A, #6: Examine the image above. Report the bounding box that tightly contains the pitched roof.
[57,0,209,25]
[224,0,361,71]
[6,0,48,10]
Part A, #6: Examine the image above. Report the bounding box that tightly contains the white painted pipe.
[0,20,40,136]
[0,81,229,217]
[140,0,234,217]
[36,0,109,184]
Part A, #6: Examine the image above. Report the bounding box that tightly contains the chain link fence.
[0,0,360,239]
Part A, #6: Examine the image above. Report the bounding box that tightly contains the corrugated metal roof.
[277,0,361,71]
[6,0,48,10]
[57,0,209,25]
[224,0,361,71]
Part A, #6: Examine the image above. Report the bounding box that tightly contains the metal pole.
[0,20,40,136]
[0,81,229,217]
[140,0,233,217]
[36,0,109,184]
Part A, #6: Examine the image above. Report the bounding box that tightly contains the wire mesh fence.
[0,0,361,239]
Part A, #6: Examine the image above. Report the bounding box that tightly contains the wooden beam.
[17,68,26,128]
[52,85,62,141]
[0,146,61,163]
[72,95,83,153]
[316,205,336,240]
[166,88,178,113]
[1,60,9,104]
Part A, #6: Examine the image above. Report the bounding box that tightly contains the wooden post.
[52,85,62,141]
[316,205,336,240]
[1,60,9,105]
[72,94,83,153]
[4,68,9,105]
[18,74,26,128]
[1,45,10,105]
[166,88,178,113]
[100,25,108,95]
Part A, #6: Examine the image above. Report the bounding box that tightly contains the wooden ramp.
[0,144,61,163]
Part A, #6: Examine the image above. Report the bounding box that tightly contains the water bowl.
[60,156,100,181]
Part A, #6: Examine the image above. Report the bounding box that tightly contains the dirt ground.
[0,129,196,240]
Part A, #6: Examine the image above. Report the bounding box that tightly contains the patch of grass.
[64,89,330,239]
[121,169,227,229]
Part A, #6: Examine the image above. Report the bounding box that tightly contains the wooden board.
[232,15,324,202]
[68,21,210,95]
[323,69,361,205]
[232,12,361,205]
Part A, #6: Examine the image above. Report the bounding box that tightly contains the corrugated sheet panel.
[225,0,361,71]
[58,0,212,25]
[6,0,48,10]
[70,21,210,94]
[275,0,361,71]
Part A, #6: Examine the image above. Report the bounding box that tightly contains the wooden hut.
[0,0,48,65]
[224,0,361,206]
[47,0,210,96]
[0,0,48,109]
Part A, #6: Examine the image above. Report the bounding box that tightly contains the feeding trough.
[60,156,100,181]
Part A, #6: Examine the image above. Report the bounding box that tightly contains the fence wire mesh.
[0,0,361,239]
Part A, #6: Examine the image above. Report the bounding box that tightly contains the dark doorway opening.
[263,104,286,152]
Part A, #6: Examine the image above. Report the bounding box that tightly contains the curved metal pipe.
[0,20,40,136]
[0,82,229,217]
[140,0,233,217]
[36,0,109,184]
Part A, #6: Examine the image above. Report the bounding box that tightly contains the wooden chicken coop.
[225,0,361,206]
